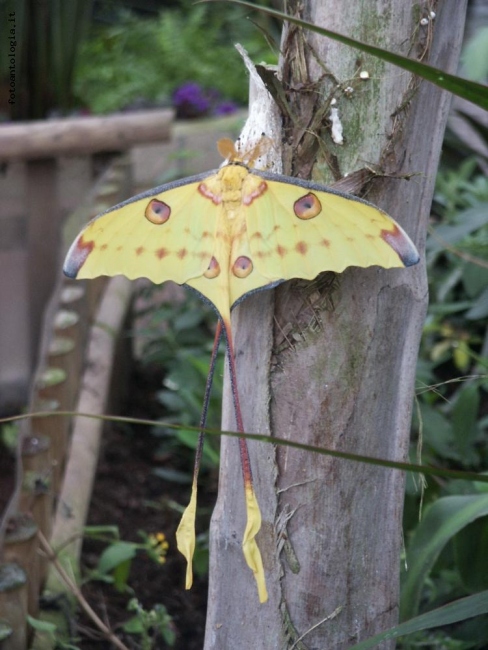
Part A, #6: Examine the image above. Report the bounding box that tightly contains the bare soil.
[77,362,214,649]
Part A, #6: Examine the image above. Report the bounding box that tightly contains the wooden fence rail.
[0,110,173,649]
[0,109,173,411]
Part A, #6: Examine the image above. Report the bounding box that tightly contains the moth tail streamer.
[176,481,198,589]
[176,322,223,589]
[241,444,268,604]
[224,319,268,604]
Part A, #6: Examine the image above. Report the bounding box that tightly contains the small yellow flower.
[148,532,169,564]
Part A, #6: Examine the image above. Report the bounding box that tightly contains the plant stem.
[37,530,130,650]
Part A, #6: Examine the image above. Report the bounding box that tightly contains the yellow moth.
[64,138,419,603]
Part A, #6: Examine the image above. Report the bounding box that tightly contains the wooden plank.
[0,110,173,161]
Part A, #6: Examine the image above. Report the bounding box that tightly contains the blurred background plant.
[81,525,169,592]
[74,1,276,116]
[135,288,223,484]
[400,17,488,648]
[122,597,175,649]
[0,0,93,120]
[0,0,277,120]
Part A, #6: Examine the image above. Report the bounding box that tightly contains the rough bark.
[204,1,467,648]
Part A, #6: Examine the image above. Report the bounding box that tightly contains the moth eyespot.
[204,256,221,279]
[232,256,253,278]
[294,193,322,220]
[145,199,171,224]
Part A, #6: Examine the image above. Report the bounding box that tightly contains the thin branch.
[428,226,488,269]
[37,530,130,650]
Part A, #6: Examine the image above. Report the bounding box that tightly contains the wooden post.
[46,277,132,595]
[0,563,28,650]
[4,515,39,619]
[204,2,467,648]
[29,399,66,501]
[20,436,53,585]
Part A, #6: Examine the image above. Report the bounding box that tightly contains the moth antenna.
[217,137,239,163]
[176,322,223,589]
[245,135,275,168]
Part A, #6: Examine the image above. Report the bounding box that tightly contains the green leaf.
[348,591,488,650]
[173,309,205,331]
[177,428,220,465]
[219,0,488,109]
[462,264,488,300]
[0,623,12,642]
[466,287,488,320]
[27,616,57,634]
[401,494,488,621]
[474,473,488,494]
[113,558,132,592]
[427,207,488,251]
[193,542,210,579]
[418,402,459,461]
[152,467,192,484]
[462,26,488,83]
[97,541,136,575]
[428,301,474,316]
[83,525,120,540]
[162,625,176,646]
[451,384,480,460]
[454,518,488,593]
[79,411,488,485]
[158,390,186,412]
[122,615,144,634]
[26,409,488,486]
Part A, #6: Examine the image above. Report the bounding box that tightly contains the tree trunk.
[204,1,467,648]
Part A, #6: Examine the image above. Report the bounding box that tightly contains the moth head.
[217,135,273,169]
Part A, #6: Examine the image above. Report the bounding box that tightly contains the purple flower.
[172,83,210,118]
[214,101,238,116]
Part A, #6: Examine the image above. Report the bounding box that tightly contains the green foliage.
[401,495,488,621]
[123,598,175,649]
[137,289,222,475]
[83,526,169,593]
[461,26,488,82]
[399,31,488,644]
[402,133,488,646]
[0,622,11,642]
[1,0,93,119]
[349,592,488,650]
[0,422,18,450]
[192,530,210,580]
[27,615,80,649]
[74,2,275,114]
[133,288,222,582]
